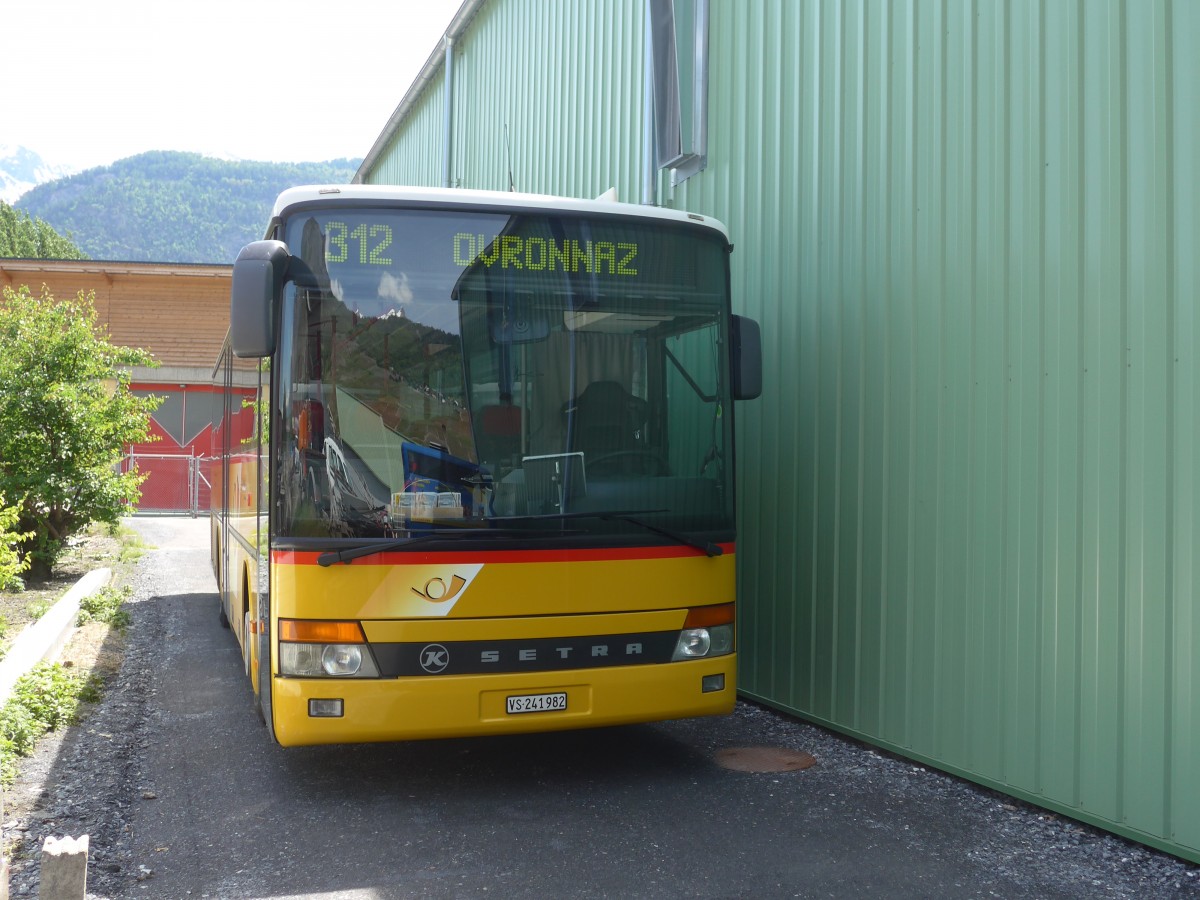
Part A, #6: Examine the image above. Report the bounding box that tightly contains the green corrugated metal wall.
[368,0,646,196]
[369,77,447,187]
[362,0,1200,862]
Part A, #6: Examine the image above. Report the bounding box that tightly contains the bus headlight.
[280,642,380,677]
[278,619,380,677]
[708,623,734,655]
[672,624,734,660]
[672,603,735,662]
[322,644,364,675]
[673,628,711,659]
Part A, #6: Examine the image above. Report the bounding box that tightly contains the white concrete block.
[39,835,88,900]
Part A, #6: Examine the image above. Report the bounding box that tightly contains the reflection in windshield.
[273,208,734,545]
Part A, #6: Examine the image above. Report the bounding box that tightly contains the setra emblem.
[418,644,450,674]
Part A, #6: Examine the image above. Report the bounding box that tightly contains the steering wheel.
[586,450,671,477]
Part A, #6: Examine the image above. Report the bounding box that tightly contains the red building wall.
[126,382,256,512]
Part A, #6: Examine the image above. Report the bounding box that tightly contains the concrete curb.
[0,568,112,707]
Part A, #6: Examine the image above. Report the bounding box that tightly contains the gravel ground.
[722,702,1200,898]
[2,534,1199,898]
[3,554,160,899]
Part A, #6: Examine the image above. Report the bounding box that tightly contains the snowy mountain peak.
[0,145,77,203]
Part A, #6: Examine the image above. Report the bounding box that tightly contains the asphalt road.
[79,516,1194,899]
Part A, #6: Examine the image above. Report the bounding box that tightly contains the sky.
[3,0,463,173]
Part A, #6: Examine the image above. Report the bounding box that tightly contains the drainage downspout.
[443,34,454,189]
[641,0,658,205]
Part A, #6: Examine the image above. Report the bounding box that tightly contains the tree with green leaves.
[0,284,159,578]
[0,201,87,259]
[0,497,31,590]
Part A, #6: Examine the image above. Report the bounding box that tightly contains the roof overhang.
[1,258,231,286]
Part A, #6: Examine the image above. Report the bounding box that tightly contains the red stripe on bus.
[271,543,735,566]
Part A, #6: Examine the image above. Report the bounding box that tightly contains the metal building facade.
[359,0,1200,861]
[360,0,646,196]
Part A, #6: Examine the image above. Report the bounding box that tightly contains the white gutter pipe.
[641,0,658,205]
[443,35,454,188]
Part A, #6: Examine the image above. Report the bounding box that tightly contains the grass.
[24,599,52,621]
[115,526,149,565]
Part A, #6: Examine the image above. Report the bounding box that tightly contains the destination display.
[325,220,393,265]
[453,233,639,277]
[320,219,642,279]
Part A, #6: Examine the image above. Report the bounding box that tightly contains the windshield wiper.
[316,528,544,567]
[319,512,724,566]
[488,510,724,558]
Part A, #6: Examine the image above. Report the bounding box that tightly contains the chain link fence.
[123,453,212,516]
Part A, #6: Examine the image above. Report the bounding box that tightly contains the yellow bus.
[211,186,761,746]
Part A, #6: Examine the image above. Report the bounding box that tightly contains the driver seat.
[566,380,647,459]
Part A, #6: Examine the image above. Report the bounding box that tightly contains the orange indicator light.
[684,603,735,628]
[279,619,366,643]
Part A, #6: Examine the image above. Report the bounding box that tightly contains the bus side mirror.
[730,314,762,400]
[231,240,289,358]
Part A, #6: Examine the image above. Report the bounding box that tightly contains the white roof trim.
[270,185,729,239]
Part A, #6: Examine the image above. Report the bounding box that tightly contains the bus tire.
[218,598,230,629]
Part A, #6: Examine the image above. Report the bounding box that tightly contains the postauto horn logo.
[411,575,468,603]
[392,565,483,617]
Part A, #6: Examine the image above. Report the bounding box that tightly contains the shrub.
[0,285,159,578]
[0,662,99,784]
[77,585,133,630]
[0,497,31,591]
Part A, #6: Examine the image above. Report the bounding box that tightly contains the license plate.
[506,692,568,714]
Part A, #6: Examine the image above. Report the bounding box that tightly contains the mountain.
[0,145,76,204]
[14,151,360,264]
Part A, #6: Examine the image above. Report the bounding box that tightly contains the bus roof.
[270,185,731,242]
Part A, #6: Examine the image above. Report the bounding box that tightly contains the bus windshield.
[273,206,734,545]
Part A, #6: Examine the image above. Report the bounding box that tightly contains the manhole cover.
[715,746,817,773]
